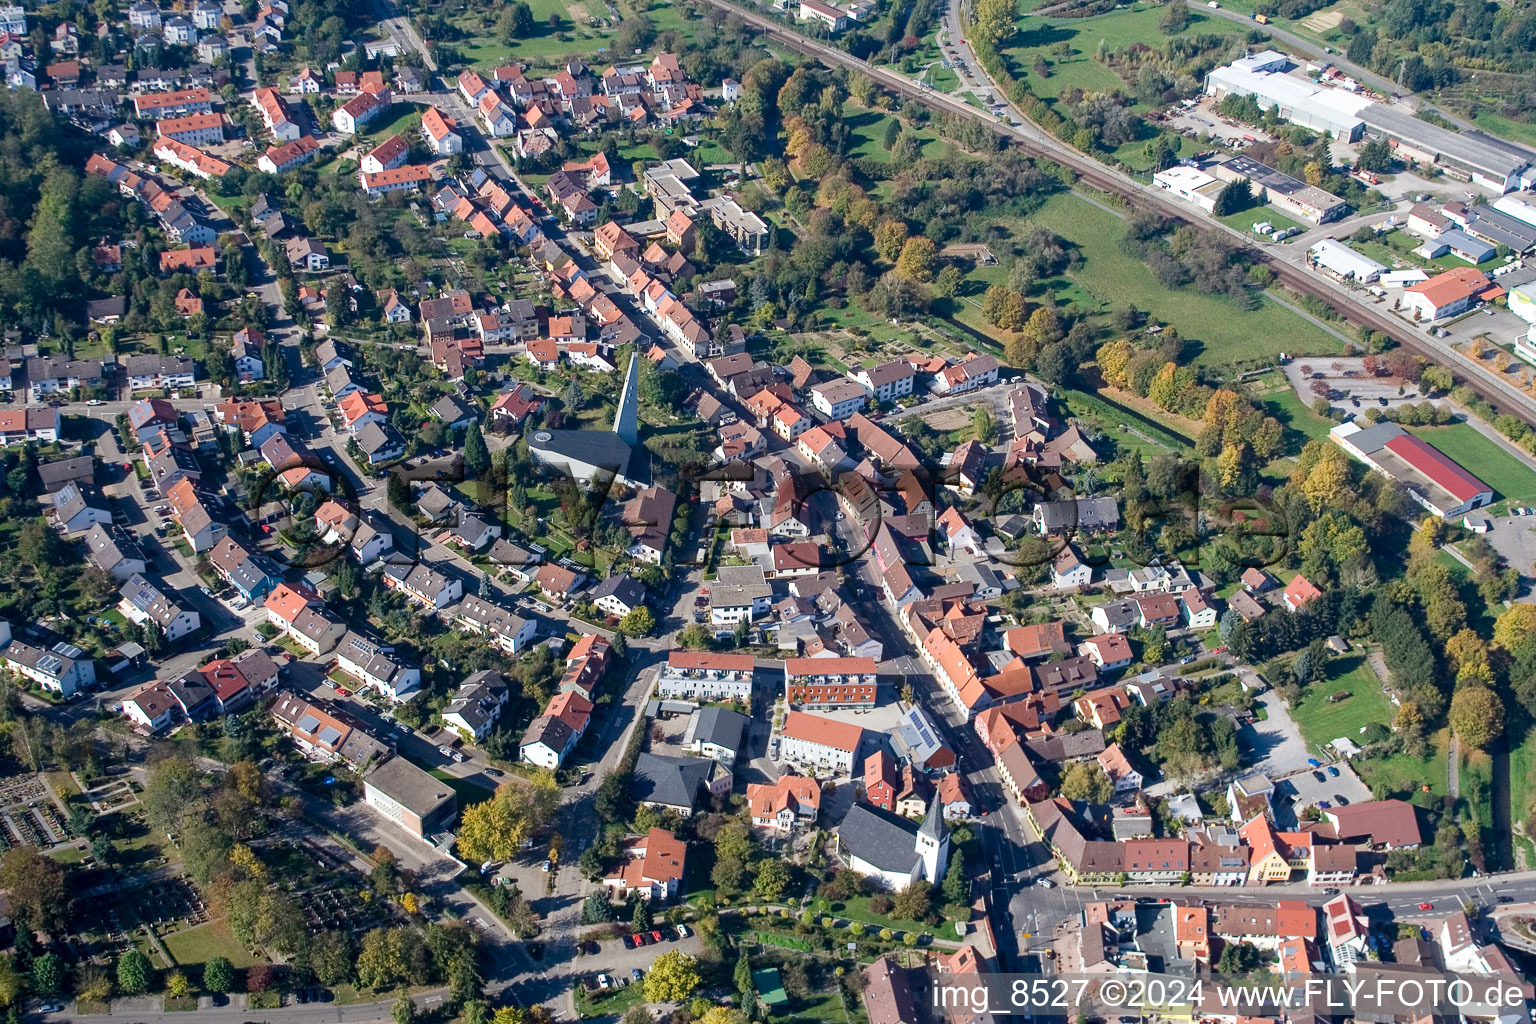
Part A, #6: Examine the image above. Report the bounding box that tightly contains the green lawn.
[1506,720,1536,830]
[456,0,620,65]
[1405,422,1536,504]
[162,919,265,969]
[428,767,495,805]
[972,192,1347,366]
[1218,205,1306,237]
[1356,730,1452,802]
[1259,381,1334,451]
[1287,654,1395,754]
[844,103,954,164]
[1004,6,1246,109]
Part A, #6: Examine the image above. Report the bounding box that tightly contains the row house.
[655,651,756,702]
[251,87,300,142]
[257,135,321,174]
[784,656,877,708]
[382,560,463,610]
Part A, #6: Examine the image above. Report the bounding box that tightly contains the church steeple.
[916,792,950,882]
[614,349,640,448]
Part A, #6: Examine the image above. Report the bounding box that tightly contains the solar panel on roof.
[297,714,321,732]
[317,726,343,745]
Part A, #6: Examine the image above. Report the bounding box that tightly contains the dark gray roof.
[693,706,747,752]
[528,427,641,479]
[38,456,94,492]
[633,752,713,810]
[522,713,573,752]
[1026,729,1107,762]
[837,803,922,874]
[590,573,645,609]
[1035,496,1120,533]
[430,394,474,424]
[355,421,404,456]
[83,523,146,573]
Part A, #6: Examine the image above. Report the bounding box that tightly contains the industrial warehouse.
[1205,52,1536,192]
[1331,421,1495,518]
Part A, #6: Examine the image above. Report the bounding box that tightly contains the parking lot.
[1271,763,1373,827]
[1476,514,1536,601]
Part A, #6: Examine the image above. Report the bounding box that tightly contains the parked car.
[1306,758,1322,767]
[1334,795,1349,805]
[651,929,664,943]
[597,974,610,990]
[631,969,644,982]
[1327,765,1340,777]
[621,935,635,949]
[1312,770,1327,782]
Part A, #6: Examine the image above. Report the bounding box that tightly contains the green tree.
[31,953,64,996]
[643,951,700,1003]
[464,423,491,476]
[753,858,790,901]
[1060,761,1113,803]
[394,992,416,1024]
[941,858,967,905]
[202,957,235,994]
[891,881,932,922]
[116,950,152,995]
[619,606,655,636]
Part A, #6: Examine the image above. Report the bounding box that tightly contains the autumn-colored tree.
[1449,685,1503,750]
[644,951,701,1003]
[873,220,908,263]
[1445,628,1492,685]
[895,236,938,282]
[1096,339,1135,388]
[1295,443,1352,512]
[1146,361,1181,410]
[1217,443,1250,492]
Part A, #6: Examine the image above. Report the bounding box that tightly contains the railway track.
[708,0,1536,428]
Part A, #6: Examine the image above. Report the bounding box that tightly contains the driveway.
[1240,688,1311,777]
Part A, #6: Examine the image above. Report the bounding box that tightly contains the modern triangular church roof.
[615,348,640,448]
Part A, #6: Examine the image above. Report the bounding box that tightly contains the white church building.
[834,797,950,890]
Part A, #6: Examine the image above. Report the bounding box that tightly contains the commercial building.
[1308,239,1385,283]
[1153,165,1226,214]
[1402,267,1494,321]
[1213,156,1348,224]
[784,657,878,708]
[362,756,457,841]
[1204,54,1368,141]
[1331,421,1493,518]
[1358,105,1533,193]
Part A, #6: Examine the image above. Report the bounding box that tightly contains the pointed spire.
[614,348,640,448]
[919,790,947,842]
